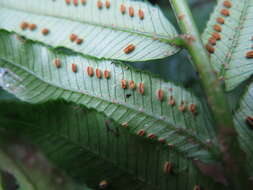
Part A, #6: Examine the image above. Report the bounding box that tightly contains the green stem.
[169,0,250,189]
[167,36,186,47]
[0,172,3,190]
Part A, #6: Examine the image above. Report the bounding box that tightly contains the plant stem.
[0,172,3,190]
[167,36,186,47]
[169,0,250,189]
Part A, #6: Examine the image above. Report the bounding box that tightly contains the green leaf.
[0,101,226,190]
[233,81,253,176]
[0,31,219,163]
[0,133,91,190]
[0,87,17,101]
[0,0,179,62]
[202,0,253,91]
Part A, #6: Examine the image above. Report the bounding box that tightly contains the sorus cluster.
[205,0,232,54]
[18,0,149,55]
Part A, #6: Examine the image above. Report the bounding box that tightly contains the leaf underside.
[233,82,253,176]
[0,101,226,190]
[202,0,253,91]
[0,31,219,163]
[0,0,180,62]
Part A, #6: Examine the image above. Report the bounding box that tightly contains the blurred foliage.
[0,132,90,190]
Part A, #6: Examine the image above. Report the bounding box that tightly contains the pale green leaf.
[0,31,219,163]
[202,0,253,91]
[0,0,179,62]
